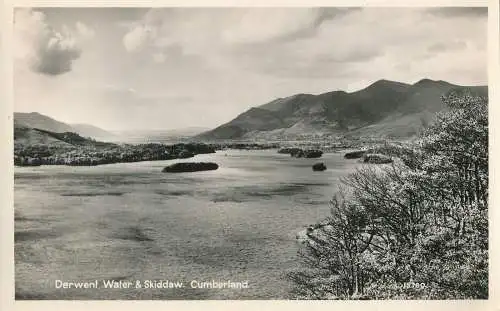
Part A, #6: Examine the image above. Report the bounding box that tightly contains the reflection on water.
[14,149,360,299]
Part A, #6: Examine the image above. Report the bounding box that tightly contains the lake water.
[14,149,360,300]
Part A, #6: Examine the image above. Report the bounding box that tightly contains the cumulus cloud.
[123,23,158,52]
[76,21,95,39]
[119,8,479,77]
[231,8,486,81]
[121,8,355,53]
[219,8,349,44]
[116,7,487,88]
[14,8,94,76]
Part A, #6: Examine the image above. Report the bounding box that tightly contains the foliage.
[289,88,488,299]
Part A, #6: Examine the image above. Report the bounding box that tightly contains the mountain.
[14,126,116,148]
[14,112,74,133]
[14,112,115,140]
[196,79,487,141]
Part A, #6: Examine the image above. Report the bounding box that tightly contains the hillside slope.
[14,112,115,140]
[14,112,74,133]
[70,123,117,140]
[14,126,116,148]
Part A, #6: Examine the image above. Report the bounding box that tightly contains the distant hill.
[14,112,74,133]
[116,127,211,143]
[14,126,116,148]
[13,112,210,146]
[14,112,116,141]
[70,123,117,140]
[196,79,487,140]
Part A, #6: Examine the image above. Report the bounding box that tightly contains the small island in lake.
[162,162,219,173]
[312,163,327,171]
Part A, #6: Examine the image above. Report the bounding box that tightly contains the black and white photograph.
[9,4,493,302]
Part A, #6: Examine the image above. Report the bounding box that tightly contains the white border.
[1,1,498,311]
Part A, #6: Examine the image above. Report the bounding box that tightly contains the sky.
[13,7,488,131]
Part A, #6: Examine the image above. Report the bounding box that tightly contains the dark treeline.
[14,142,217,166]
[289,88,488,299]
[14,136,280,167]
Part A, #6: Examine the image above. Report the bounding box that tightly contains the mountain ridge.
[196,79,487,141]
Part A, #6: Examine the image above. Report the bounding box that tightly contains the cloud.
[119,7,372,80]
[218,8,355,45]
[118,7,486,86]
[121,8,356,53]
[123,23,158,52]
[76,21,95,38]
[14,8,94,75]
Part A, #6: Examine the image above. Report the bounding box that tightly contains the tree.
[290,88,488,299]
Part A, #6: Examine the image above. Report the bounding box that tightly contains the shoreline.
[13,141,363,168]
[13,147,360,168]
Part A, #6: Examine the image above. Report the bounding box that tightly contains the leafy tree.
[290,88,488,299]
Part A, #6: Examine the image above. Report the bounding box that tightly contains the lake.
[14,149,360,299]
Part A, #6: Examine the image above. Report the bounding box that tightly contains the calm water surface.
[14,150,360,299]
